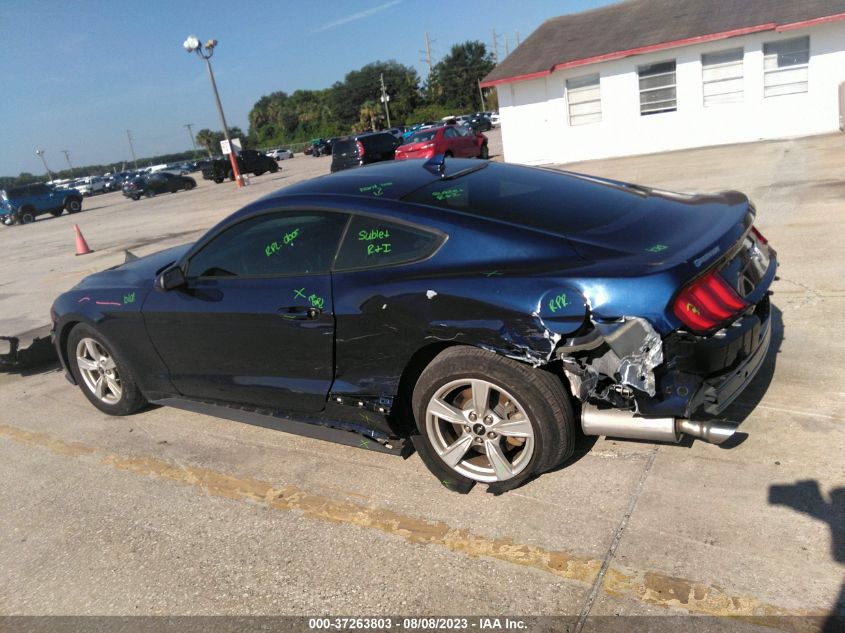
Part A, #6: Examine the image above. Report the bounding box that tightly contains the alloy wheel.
[75,338,122,404]
[425,378,535,482]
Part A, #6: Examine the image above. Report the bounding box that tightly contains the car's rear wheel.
[67,324,146,416]
[412,347,574,491]
[132,195,140,201]
[254,170,265,176]
[65,198,82,213]
[184,180,195,190]
[213,178,223,184]
[269,163,279,173]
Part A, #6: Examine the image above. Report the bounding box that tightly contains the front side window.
[566,74,602,125]
[763,36,809,97]
[334,215,443,270]
[187,211,348,278]
[702,48,744,105]
[638,60,677,115]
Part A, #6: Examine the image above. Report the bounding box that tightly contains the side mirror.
[157,265,186,291]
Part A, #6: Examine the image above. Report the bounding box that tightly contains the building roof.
[481,0,845,87]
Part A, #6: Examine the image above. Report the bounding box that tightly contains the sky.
[0,0,615,177]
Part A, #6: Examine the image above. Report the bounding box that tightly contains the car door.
[142,210,350,412]
[453,125,476,157]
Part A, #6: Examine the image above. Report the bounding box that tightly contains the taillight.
[356,141,365,157]
[751,226,768,245]
[673,270,749,333]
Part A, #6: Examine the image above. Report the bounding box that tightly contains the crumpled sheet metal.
[561,317,664,398]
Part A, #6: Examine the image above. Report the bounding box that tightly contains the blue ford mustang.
[51,157,776,493]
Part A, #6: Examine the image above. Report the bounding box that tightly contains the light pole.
[61,150,74,178]
[182,35,243,187]
[379,73,391,128]
[35,149,55,182]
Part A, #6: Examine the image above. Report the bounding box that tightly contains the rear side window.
[402,162,637,233]
[188,211,349,278]
[335,215,443,270]
[409,130,437,143]
[333,138,357,155]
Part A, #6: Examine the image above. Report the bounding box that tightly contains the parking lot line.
[0,422,828,625]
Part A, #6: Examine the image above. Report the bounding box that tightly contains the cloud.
[312,0,402,33]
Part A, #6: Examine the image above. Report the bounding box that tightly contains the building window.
[702,48,744,105]
[566,74,601,125]
[638,60,677,115]
[763,36,809,97]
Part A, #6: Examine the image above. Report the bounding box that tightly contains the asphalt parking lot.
[0,130,843,630]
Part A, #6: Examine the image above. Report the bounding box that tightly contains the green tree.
[427,41,495,112]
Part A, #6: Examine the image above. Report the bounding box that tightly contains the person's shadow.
[769,480,845,631]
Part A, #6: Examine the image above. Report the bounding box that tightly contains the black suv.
[330,132,400,173]
[122,172,197,200]
[201,149,279,183]
[0,182,83,225]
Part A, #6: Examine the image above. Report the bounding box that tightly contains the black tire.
[213,178,223,184]
[254,170,265,177]
[66,323,147,416]
[269,162,279,173]
[412,347,574,493]
[184,180,195,190]
[50,209,64,217]
[65,198,82,213]
[20,209,35,224]
[444,151,454,158]
[227,170,234,181]
[145,188,155,198]
[132,195,140,201]
[478,143,489,160]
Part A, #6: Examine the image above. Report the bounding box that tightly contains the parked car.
[402,122,437,142]
[201,149,279,183]
[122,172,196,200]
[50,157,777,492]
[330,132,401,172]
[468,114,493,132]
[395,124,488,160]
[266,148,294,161]
[490,112,500,127]
[1,182,82,225]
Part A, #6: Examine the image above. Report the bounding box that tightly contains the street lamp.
[35,149,55,182]
[182,35,243,187]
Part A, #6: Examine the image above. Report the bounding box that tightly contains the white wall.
[498,20,845,165]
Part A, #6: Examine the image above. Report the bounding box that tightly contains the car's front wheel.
[412,347,574,492]
[65,198,82,213]
[67,324,146,415]
[478,143,489,159]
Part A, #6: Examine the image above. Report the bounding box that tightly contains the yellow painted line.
[0,424,828,628]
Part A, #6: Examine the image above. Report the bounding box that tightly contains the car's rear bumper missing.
[689,309,771,416]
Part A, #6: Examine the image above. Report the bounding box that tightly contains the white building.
[482,0,845,165]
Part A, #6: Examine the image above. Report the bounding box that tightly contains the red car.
[395,124,488,160]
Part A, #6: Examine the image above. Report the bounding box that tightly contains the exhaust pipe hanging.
[580,404,736,445]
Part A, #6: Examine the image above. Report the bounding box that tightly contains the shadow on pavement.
[769,480,845,632]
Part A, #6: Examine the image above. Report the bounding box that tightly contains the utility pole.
[126,130,138,169]
[184,123,198,155]
[516,31,521,47]
[379,73,391,128]
[423,31,433,76]
[61,150,74,177]
[492,29,499,63]
[505,36,510,57]
[478,80,486,111]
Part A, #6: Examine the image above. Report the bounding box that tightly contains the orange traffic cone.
[73,224,92,256]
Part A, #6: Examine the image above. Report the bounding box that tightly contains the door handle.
[278,306,321,320]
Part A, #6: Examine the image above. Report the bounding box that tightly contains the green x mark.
[359,439,370,448]
[293,287,306,299]
[485,270,503,277]
[442,480,452,488]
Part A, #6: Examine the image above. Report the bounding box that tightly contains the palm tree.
[359,101,382,131]
[194,129,216,157]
